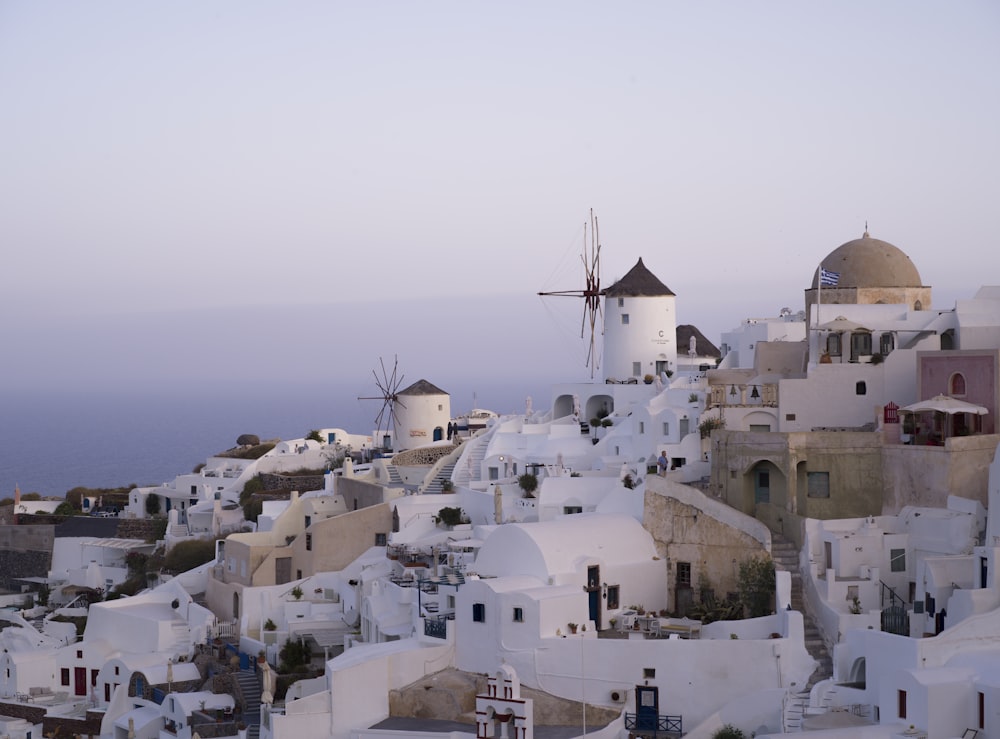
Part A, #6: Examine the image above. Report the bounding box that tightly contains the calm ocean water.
[0,380,544,497]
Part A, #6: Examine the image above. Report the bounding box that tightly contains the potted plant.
[518,473,538,499]
[567,622,578,634]
[263,618,276,631]
[440,479,455,493]
[643,374,654,384]
[291,586,303,601]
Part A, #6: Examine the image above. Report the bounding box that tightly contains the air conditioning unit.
[610,689,624,703]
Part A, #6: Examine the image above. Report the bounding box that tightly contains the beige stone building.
[642,477,770,613]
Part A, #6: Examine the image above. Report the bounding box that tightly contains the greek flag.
[820,267,840,287]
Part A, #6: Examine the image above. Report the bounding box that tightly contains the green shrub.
[518,473,538,498]
[54,501,75,516]
[305,430,324,443]
[699,416,725,439]
[738,555,776,618]
[712,725,746,739]
[163,540,216,574]
[279,638,311,672]
[145,494,161,516]
[437,507,465,527]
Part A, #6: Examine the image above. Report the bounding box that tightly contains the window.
[851,332,872,358]
[643,668,656,679]
[880,333,894,355]
[621,314,630,325]
[488,467,498,481]
[662,422,669,435]
[826,334,841,356]
[786,413,796,421]
[898,689,907,719]
[375,533,387,546]
[563,506,583,515]
[77,650,83,659]
[980,691,985,729]
[950,373,967,396]
[304,516,311,528]
[633,362,641,376]
[91,669,98,686]
[749,424,771,432]
[755,470,770,503]
[846,585,859,601]
[856,381,867,395]
[115,666,120,676]
[305,534,312,551]
[890,549,906,572]
[676,562,692,587]
[807,472,830,498]
[618,297,624,308]
[639,421,644,434]
[606,585,620,610]
[472,603,486,622]
[512,607,524,623]
[61,668,70,685]
[296,570,302,579]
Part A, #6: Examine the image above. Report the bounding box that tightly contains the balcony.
[624,712,683,737]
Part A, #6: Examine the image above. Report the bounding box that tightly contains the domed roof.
[812,231,922,289]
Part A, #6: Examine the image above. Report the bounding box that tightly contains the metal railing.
[624,712,682,734]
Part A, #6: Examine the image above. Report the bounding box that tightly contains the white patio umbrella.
[817,316,871,332]
[901,395,988,415]
[900,395,989,441]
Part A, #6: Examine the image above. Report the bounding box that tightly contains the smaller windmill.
[358,356,406,451]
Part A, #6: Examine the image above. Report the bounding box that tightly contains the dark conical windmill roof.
[399,379,449,396]
[603,258,675,297]
[676,325,721,358]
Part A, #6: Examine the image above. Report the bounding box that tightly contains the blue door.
[636,685,659,731]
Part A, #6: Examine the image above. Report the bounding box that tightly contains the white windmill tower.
[601,258,677,381]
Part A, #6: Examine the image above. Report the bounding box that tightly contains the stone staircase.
[453,427,493,487]
[771,533,832,691]
[772,533,834,732]
[384,465,404,485]
[423,461,457,494]
[235,668,262,739]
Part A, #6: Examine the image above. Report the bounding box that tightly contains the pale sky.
[2,1,999,393]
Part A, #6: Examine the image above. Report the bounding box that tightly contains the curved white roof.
[473,513,656,579]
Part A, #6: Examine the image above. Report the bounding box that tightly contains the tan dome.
[812,231,922,289]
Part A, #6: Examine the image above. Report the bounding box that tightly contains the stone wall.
[260,473,325,493]
[116,518,169,542]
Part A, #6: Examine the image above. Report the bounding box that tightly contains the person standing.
[657,450,668,476]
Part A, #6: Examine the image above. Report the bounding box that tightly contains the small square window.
[618,297,624,308]
[807,471,830,498]
[473,603,486,622]
[513,607,523,622]
[488,467,499,481]
[621,314,630,325]
[786,413,796,421]
[375,533,387,547]
[61,668,70,685]
[643,668,656,679]
[77,650,83,659]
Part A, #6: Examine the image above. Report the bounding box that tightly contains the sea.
[0,379,550,498]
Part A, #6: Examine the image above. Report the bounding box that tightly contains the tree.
[738,555,776,618]
[54,501,75,516]
[305,429,324,443]
[145,495,161,516]
[518,473,538,499]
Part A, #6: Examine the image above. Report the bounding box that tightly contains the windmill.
[358,356,406,451]
[538,209,603,378]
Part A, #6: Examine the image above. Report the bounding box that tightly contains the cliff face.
[388,667,619,727]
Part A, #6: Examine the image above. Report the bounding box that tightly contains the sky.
[2,1,999,400]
